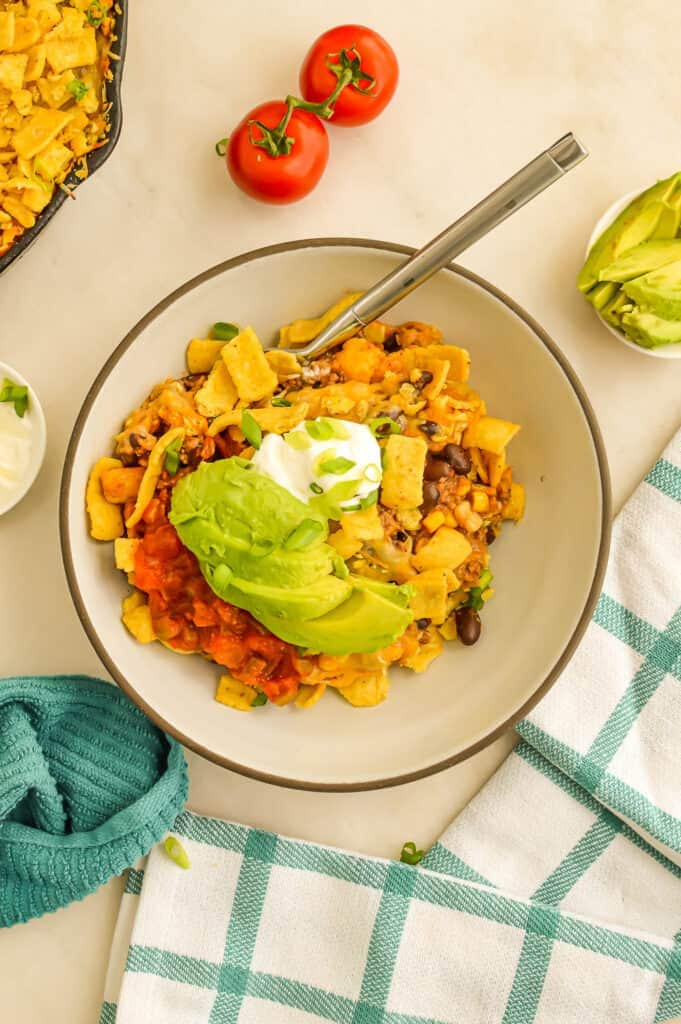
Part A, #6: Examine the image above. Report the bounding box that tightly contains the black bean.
[424,459,452,481]
[443,443,472,475]
[311,380,322,389]
[394,529,409,543]
[486,526,497,546]
[383,334,400,352]
[455,606,481,646]
[418,420,440,437]
[414,370,433,390]
[421,482,440,512]
[415,618,431,629]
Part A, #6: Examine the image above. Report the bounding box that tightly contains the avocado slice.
[600,289,633,328]
[256,587,414,655]
[598,240,681,283]
[351,574,412,608]
[622,257,681,320]
[621,309,681,349]
[204,569,352,623]
[586,281,620,311]
[578,172,681,293]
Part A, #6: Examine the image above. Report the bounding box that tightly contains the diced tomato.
[130,509,303,694]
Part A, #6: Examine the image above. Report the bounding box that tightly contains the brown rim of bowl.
[60,237,612,792]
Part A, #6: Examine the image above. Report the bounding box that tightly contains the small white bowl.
[0,360,47,516]
[586,190,681,360]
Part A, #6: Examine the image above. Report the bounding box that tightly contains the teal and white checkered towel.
[101,429,681,1024]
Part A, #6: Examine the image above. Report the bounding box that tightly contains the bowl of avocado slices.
[579,172,681,358]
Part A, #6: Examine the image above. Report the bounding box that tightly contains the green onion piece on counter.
[319,456,356,475]
[163,835,190,869]
[0,378,28,418]
[86,0,104,26]
[305,419,335,441]
[400,841,425,866]
[309,482,324,495]
[359,489,379,510]
[163,437,183,475]
[284,430,311,451]
[241,410,262,449]
[271,396,292,407]
[251,692,268,707]
[284,518,324,551]
[369,416,401,437]
[215,137,229,157]
[212,321,239,341]
[67,79,89,101]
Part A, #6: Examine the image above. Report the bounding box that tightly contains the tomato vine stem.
[246,45,377,159]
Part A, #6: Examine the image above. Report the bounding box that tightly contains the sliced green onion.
[32,158,52,194]
[369,416,401,437]
[163,835,190,869]
[478,568,493,591]
[283,518,324,550]
[305,419,335,441]
[163,437,183,475]
[251,692,268,707]
[86,0,104,26]
[0,378,28,418]
[241,410,262,449]
[271,396,292,407]
[325,418,351,440]
[312,447,336,476]
[67,79,89,102]
[319,456,356,475]
[359,489,379,510]
[309,482,324,495]
[362,462,381,484]
[215,137,229,157]
[285,430,311,451]
[342,502,362,512]
[309,478,361,520]
[399,841,425,866]
[466,569,493,612]
[380,448,388,470]
[212,321,239,341]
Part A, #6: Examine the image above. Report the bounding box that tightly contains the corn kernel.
[482,587,494,601]
[471,490,490,513]
[423,509,445,533]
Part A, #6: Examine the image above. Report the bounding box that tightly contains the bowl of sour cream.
[0,361,46,516]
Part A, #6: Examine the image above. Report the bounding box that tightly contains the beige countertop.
[1,1,680,1019]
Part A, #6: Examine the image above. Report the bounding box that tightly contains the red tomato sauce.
[132,498,301,702]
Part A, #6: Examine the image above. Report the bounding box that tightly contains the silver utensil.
[286,133,587,359]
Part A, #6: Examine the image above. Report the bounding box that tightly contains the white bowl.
[586,190,681,359]
[60,240,611,790]
[0,360,46,516]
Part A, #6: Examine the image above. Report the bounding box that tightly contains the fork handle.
[293,133,587,359]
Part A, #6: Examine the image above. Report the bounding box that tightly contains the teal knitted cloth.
[0,675,188,927]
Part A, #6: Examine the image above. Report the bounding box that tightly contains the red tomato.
[299,25,398,127]
[226,100,329,204]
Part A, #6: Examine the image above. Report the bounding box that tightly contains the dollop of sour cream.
[0,401,33,513]
[252,418,382,510]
